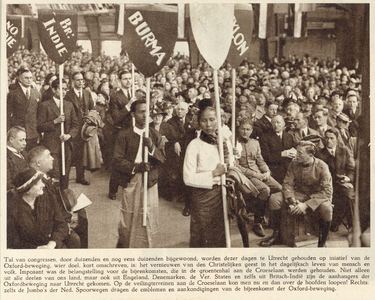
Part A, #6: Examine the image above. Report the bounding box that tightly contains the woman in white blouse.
[183,104,227,247]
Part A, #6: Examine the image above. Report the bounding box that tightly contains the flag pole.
[59,64,65,175]
[143,77,150,226]
[213,69,231,248]
[132,63,135,98]
[231,68,236,148]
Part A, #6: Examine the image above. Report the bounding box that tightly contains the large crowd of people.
[7,44,364,248]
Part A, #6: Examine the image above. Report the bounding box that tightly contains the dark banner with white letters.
[227,5,254,68]
[37,10,78,65]
[123,4,178,77]
[6,18,22,58]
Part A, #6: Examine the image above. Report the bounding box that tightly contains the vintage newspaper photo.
[1,2,373,300]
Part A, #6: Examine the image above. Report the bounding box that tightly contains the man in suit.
[313,108,334,137]
[327,97,344,127]
[252,101,278,139]
[37,79,79,190]
[7,67,41,151]
[7,126,29,190]
[335,113,354,148]
[28,146,88,248]
[167,101,193,209]
[108,70,137,199]
[343,91,361,137]
[316,128,355,232]
[114,100,165,248]
[290,112,322,148]
[65,72,95,185]
[260,115,296,184]
[260,141,333,247]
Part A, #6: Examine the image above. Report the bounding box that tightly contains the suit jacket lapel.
[335,146,343,171]
[50,100,61,118]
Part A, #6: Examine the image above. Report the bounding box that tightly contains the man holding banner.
[37,79,79,190]
[113,100,165,248]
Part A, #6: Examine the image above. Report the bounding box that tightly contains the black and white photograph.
[2,2,372,299]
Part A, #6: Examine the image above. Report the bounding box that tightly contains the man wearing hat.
[260,141,333,247]
[7,67,41,151]
[335,113,354,148]
[150,106,176,201]
[316,128,355,232]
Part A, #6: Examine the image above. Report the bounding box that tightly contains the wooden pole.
[231,68,236,148]
[59,64,65,175]
[143,77,151,226]
[213,69,231,248]
[132,64,135,98]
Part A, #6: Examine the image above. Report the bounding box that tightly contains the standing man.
[38,79,79,190]
[108,70,137,199]
[65,72,94,185]
[113,100,165,248]
[167,102,193,207]
[7,126,29,190]
[7,67,41,151]
[316,129,355,232]
[261,141,333,247]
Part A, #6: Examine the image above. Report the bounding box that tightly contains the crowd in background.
[6,44,363,248]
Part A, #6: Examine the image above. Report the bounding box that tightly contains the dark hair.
[97,91,109,101]
[44,72,56,86]
[28,146,49,165]
[265,100,277,108]
[16,67,31,77]
[7,126,26,141]
[325,128,339,138]
[71,71,83,81]
[119,70,131,80]
[131,99,146,113]
[51,78,66,90]
[297,141,316,155]
[198,104,215,124]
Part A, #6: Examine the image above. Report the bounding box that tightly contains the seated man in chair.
[316,128,355,232]
[260,141,333,247]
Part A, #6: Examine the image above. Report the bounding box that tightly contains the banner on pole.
[6,18,23,58]
[190,4,234,70]
[226,4,254,68]
[123,4,178,77]
[37,9,78,64]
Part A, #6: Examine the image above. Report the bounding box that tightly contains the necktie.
[301,130,306,138]
[79,91,82,101]
[25,89,29,99]
[331,149,335,157]
[341,129,347,139]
